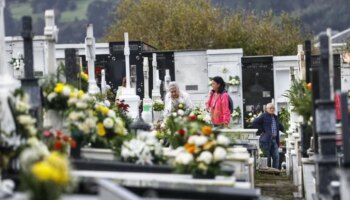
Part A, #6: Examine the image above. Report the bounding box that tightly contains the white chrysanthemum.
[68,111,79,121]
[213,146,227,161]
[103,117,114,129]
[76,101,88,109]
[194,135,208,146]
[27,126,37,136]
[104,100,111,107]
[17,115,36,125]
[197,151,213,165]
[171,112,177,117]
[15,102,30,113]
[175,152,194,165]
[47,92,57,102]
[27,137,39,146]
[108,110,116,118]
[68,98,78,105]
[62,86,71,96]
[177,109,184,116]
[217,134,230,146]
[188,135,197,144]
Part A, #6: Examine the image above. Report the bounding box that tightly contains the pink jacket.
[206,91,231,125]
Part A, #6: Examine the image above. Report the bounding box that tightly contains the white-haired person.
[163,82,193,117]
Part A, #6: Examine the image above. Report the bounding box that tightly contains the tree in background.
[105,0,306,55]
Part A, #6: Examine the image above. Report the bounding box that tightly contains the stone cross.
[314,33,337,198]
[85,24,100,94]
[64,48,79,88]
[142,57,153,123]
[21,16,42,130]
[124,32,131,88]
[44,9,58,75]
[0,0,16,135]
[151,53,161,100]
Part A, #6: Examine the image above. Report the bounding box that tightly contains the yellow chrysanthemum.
[31,162,54,182]
[78,90,84,98]
[69,92,77,98]
[80,72,88,81]
[54,83,64,93]
[97,122,106,136]
[100,106,109,115]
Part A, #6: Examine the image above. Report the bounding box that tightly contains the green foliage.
[283,80,312,122]
[105,0,306,55]
[278,107,290,132]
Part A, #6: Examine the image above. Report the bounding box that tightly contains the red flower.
[178,129,186,136]
[70,140,77,148]
[54,141,63,150]
[189,115,197,121]
[63,136,70,142]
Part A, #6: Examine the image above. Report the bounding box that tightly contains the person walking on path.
[253,103,284,169]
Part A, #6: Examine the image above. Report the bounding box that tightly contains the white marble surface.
[72,170,251,189]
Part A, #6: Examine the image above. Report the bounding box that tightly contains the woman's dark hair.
[212,76,226,93]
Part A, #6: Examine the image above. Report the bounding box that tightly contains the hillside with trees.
[5,0,350,48]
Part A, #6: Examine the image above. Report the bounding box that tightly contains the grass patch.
[60,0,95,23]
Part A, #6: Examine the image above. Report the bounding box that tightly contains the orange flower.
[306,83,312,90]
[185,143,197,154]
[203,141,215,150]
[202,126,212,135]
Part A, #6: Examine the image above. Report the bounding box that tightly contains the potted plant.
[284,80,312,157]
[153,100,165,122]
[227,76,240,92]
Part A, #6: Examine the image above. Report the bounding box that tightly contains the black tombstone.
[65,49,80,88]
[107,41,157,99]
[143,51,175,99]
[242,56,274,128]
[311,54,341,91]
[80,54,110,90]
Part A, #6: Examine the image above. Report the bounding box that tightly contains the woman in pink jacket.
[206,76,231,127]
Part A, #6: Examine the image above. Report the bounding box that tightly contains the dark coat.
[252,112,284,144]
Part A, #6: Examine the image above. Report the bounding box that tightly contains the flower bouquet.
[20,149,73,200]
[245,111,262,127]
[121,131,164,165]
[153,100,165,111]
[227,76,240,86]
[173,126,231,179]
[231,106,241,123]
[42,130,76,155]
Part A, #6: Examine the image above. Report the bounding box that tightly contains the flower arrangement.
[43,82,75,111]
[153,100,165,111]
[42,130,77,154]
[20,147,73,200]
[245,111,262,127]
[115,99,130,113]
[121,131,164,165]
[231,106,241,121]
[12,89,38,138]
[173,126,230,178]
[189,107,211,124]
[228,76,240,86]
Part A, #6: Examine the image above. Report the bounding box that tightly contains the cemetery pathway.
[255,172,299,200]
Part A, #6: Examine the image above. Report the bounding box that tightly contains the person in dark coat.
[253,103,284,169]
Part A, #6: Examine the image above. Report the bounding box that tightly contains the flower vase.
[44,109,65,131]
[229,85,239,93]
[153,111,163,122]
[70,129,84,159]
[192,172,216,179]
